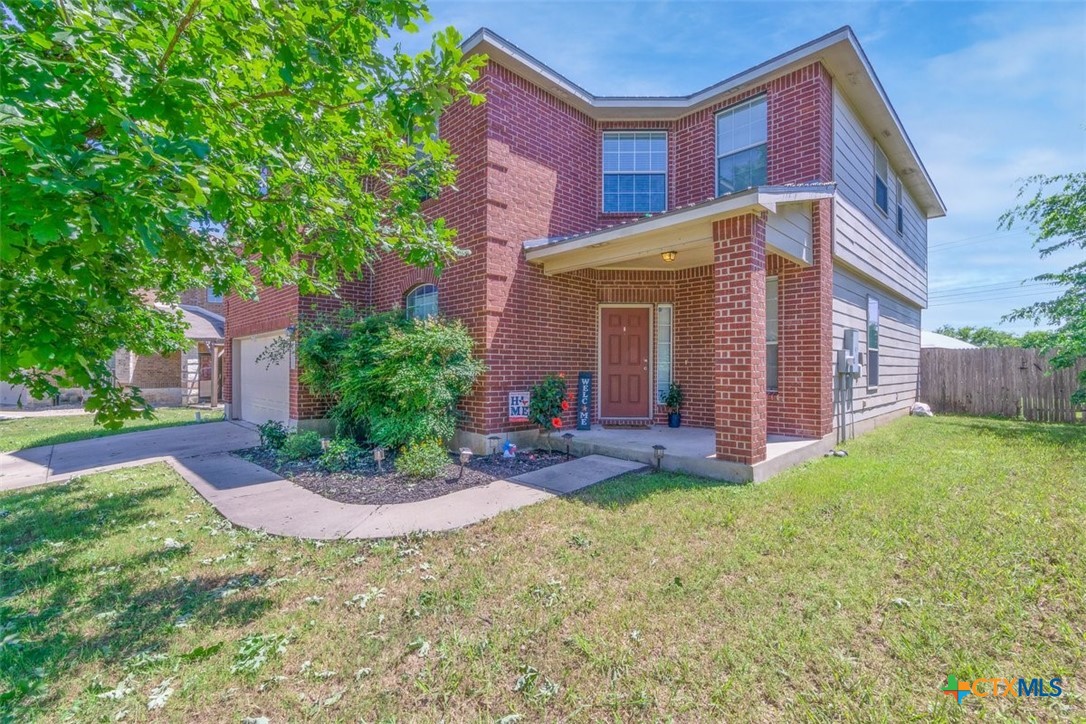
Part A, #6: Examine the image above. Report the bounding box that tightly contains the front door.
[600,307,651,419]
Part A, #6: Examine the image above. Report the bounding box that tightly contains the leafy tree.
[933,325,1054,349]
[934,325,1022,348]
[999,172,1086,403]
[1,1,484,425]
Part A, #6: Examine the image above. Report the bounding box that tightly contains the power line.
[927,290,1058,308]
[929,229,1016,250]
[929,281,1049,300]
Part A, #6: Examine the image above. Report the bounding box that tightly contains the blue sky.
[398,0,1085,333]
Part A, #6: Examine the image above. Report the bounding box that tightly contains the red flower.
[551,417,563,429]
[558,372,565,379]
[560,400,570,411]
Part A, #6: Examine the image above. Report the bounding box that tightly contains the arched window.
[404,283,438,320]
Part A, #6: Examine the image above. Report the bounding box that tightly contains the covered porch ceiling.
[524,185,835,275]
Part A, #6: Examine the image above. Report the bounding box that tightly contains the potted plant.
[664,382,684,428]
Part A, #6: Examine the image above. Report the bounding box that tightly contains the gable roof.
[462,26,945,219]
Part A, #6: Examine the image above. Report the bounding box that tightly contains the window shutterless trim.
[601,130,668,214]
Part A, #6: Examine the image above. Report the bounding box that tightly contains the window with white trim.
[874,144,889,215]
[716,96,767,196]
[894,176,904,235]
[766,277,779,392]
[602,131,667,213]
[206,288,223,303]
[867,295,880,388]
[656,304,673,403]
[405,283,438,320]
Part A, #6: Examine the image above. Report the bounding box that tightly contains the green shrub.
[396,439,450,479]
[278,430,323,462]
[529,373,569,431]
[258,420,289,449]
[295,311,485,450]
[320,437,363,472]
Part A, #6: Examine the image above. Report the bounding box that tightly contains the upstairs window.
[405,283,438,320]
[206,288,223,303]
[602,131,667,213]
[874,145,889,215]
[716,96,767,196]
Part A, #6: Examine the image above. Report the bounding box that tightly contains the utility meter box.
[838,329,863,380]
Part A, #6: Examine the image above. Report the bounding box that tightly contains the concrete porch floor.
[559,425,833,483]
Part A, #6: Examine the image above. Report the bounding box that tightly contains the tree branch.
[157,0,202,74]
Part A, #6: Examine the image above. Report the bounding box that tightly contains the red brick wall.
[180,288,225,316]
[713,213,767,464]
[223,284,299,408]
[369,75,491,431]
[131,351,182,388]
[225,54,837,447]
[765,200,834,438]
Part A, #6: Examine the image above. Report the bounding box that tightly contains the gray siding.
[833,266,921,424]
[833,86,928,306]
[766,203,812,264]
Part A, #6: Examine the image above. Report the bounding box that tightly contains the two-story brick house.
[224,26,944,481]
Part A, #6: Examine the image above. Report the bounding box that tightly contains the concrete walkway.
[0,422,645,539]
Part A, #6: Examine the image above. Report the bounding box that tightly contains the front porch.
[519,185,837,470]
[559,425,832,483]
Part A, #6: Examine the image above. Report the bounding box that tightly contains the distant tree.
[1000,172,1086,403]
[934,325,1023,348]
[1,1,484,426]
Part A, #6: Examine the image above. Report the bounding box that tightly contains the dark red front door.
[601,307,650,419]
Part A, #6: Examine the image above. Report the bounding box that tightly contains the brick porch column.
[713,213,768,465]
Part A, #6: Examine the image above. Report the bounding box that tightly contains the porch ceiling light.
[661,251,677,263]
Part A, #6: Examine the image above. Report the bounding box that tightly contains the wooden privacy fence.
[920,347,1085,423]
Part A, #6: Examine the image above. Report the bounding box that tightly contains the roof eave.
[462,26,945,219]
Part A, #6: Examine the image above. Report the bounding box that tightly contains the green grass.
[1,416,1083,721]
[0,408,224,453]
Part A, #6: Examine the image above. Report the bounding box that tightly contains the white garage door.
[238,334,290,424]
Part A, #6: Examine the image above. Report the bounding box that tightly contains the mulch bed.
[235,447,569,506]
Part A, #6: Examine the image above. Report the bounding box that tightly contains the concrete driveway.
[0,421,260,492]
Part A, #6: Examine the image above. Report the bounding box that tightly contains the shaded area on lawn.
[0,467,276,715]
[0,407,224,453]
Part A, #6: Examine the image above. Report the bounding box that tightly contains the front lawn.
[1,416,1083,720]
[0,407,224,453]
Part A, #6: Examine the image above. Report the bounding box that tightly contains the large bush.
[296,311,484,449]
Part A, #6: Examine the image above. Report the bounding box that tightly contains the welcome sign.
[577,372,592,430]
[508,391,530,422]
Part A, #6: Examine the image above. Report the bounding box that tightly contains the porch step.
[509,455,647,495]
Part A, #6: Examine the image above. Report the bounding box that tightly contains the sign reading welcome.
[577,372,592,430]
[508,391,530,422]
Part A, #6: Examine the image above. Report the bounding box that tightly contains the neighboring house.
[112,292,226,406]
[223,26,944,478]
[920,330,978,349]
